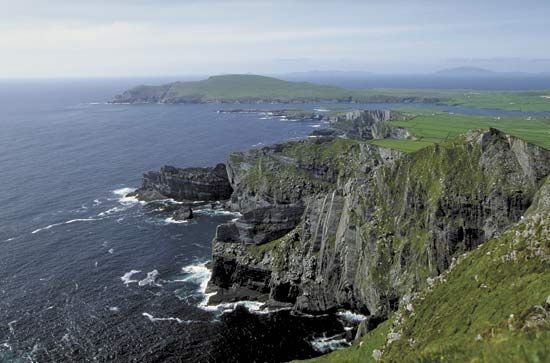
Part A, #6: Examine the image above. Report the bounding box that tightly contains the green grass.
[368,139,434,153]
[382,210,550,362]
[299,206,550,363]
[369,109,550,153]
[447,91,550,112]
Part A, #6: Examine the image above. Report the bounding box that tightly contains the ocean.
[0,79,545,362]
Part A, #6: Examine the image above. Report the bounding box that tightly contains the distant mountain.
[435,66,497,76]
[280,70,374,79]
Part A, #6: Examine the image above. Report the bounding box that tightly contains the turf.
[370,109,550,152]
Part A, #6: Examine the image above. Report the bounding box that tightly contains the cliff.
[207,118,550,328]
[304,177,550,362]
[131,163,233,202]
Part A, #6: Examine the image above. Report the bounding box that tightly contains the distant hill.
[435,66,497,76]
[111,74,447,104]
[112,74,356,104]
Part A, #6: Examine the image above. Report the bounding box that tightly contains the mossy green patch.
[381,211,550,362]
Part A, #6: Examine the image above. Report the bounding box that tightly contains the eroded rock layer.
[208,124,550,323]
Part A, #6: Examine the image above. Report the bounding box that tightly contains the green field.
[354,89,550,112]
[370,109,550,152]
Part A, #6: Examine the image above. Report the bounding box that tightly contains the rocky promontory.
[206,111,550,327]
[128,163,233,220]
[130,108,550,361]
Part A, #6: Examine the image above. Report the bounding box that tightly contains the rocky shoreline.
[127,109,550,356]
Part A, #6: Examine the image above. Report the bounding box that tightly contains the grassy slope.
[164,74,354,101]
[303,205,550,362]
[370,109,550,153]
[120,74,550,111]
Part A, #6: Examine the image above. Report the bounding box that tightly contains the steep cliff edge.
[131,163,233,202]
[208,125,550,324]
[304,178,550,362]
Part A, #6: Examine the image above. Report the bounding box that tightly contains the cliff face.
[208,121,550,321]
[132,163,233,202]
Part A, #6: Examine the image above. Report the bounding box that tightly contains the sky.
[1,0,549,78]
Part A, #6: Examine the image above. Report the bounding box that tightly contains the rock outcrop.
[132,164,233,202]
[207,125,550,325]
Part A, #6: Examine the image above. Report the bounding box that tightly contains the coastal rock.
[133,163,233,202]
[173,207,193,220]
[207,126,550,322]
[330,110,411,140]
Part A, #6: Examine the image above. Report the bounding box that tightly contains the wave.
[138,270,161,287]
[180,261,286,315]
[163,217,189,225]
[310,334,350,353]
[336,310,367,323]
[314,108,330,112]
[310,124,321,128]
[98,206,128,217]
[142,312,194,324]
[31,217,102,234]
[194,208,242,218]
[8,320,16,334]
[120,270,141,285]
[202,300,292,316]
[112,187,138,204]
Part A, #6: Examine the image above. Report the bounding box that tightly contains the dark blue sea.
[0,79,545,362]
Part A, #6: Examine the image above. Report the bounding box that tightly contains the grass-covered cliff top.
[113,74,550,111]
[370,109,550,153]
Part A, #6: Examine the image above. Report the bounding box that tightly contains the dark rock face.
[135,163,233,202]
[173,207,193,221]
[217,204,305,245]
[330,110,411,140]
[207,123,550,323]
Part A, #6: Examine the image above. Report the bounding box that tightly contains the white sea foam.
[121,270,142,285]
[200,300,268,314]
[179,261,214,307]
[109,306,120,312]
[138,270,161,287]
[310,334,350,353]
[112,187,138,204]
[0,343,12,350]
[98,206,127,216]
[8,320,16,334]
[142,312,193,324]
[164,217,189,225]
[314,108,330,112]
[31,217,101,234]
[108,248,114,254]
[194,208,242,218]
[311,124,322,128]
[336,310,367,322]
